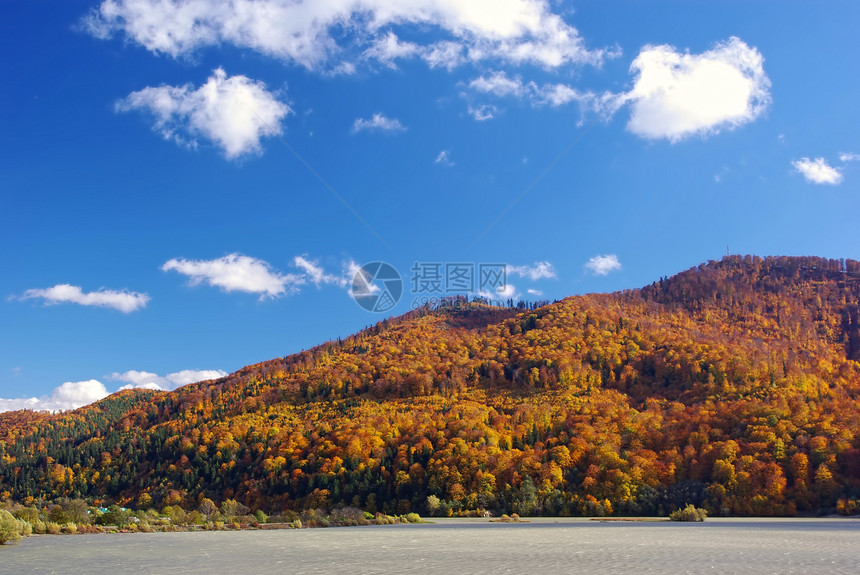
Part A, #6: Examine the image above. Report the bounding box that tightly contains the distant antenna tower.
[726,245,730,256]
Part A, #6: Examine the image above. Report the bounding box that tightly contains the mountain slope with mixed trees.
[2,255,859,517]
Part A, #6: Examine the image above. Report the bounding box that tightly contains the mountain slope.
[2,256,859,516]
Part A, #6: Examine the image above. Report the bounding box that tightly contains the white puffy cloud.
[792,157,843,185]
[0,369,230,413]
[117,68,290,159]
[468,104,496,121]
[584,254,622,276]
[113,369,227,391]
[84,0,611,71]
[435,150,454,166]
[17,284,149,313]
[527,288,543,297]
[0,380,110,413]
[617,37,771,142]
[476,282,520,303]
[507,261,556,280]
[162,253,302,299]
[162,253,358,298]
[352,113,406,133]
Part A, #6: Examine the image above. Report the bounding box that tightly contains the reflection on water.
[2,518,858,574]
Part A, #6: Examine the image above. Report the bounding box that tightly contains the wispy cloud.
[162,253,302,299]
[468,70,608,117]
[468,104,497,121]
[584,254,622,276]
[16,284,149,313]
[792,157,843,185]
[435,150,454,167]
[352,113,406,133]
[117,68,290,159]
[470,71,527,98]
[508,261,556,280]
[363,31,421,69]
[293,256,351,287]
[839,152,860,163]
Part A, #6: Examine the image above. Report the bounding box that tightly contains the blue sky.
[2,0,858,411]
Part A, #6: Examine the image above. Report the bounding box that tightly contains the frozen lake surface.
[2,517,858,574]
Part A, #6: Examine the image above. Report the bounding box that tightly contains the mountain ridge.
[2,255,859,517]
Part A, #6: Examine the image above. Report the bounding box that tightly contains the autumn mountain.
[2,255,859,517]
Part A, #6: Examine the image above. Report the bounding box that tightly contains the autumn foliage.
[1,256,859,517]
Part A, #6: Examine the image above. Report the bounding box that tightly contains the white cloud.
[527,288,543,296]
[470,71,527,98]
[792,157,843,185]
[293,256,349,287]
[839,153,860,162]
[584,254,622,276]
[117,68,290,159]
[17,284,149,313]
[0,368,230,413]
[477,282,520,302]
[534,83,594,108]
[84,0,611,71]
[352,113,406,133]
[496,283,519,299]
[435,150,454,166]
[349,264,382,298]
[113,369,227,391]
[0,380,110,413]
[468,71,605,116]
[468,104,496,121]
[423,41,466,70]
[616,37,771,142]
[507,261,556,280]
[363,31,421,68]
[162,253,302,299]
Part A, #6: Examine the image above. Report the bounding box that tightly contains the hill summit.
[2,255,859,517]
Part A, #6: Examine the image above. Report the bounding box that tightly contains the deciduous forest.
[2,256,859,518]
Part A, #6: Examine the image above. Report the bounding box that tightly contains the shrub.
[404,513,421,523]
[300,509,329,528]
[96,505,133,528]
[45,522,62,535]
[329,507,368,527]
[836,499,859,516]
[425,495,441,516]
[669,504,707,522]
[0,509,31,544]
[13,507,40,524]
[61,522,78,534]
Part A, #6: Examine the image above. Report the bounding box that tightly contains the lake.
[2,518,858,574]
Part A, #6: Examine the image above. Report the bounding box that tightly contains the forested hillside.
[2,256,859,517]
